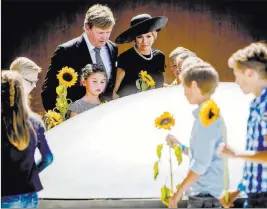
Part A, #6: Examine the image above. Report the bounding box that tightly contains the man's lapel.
[106,41,116,63]
[77,34,93,63]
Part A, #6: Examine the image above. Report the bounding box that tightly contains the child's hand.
[219,190,239,208]
[166,134,180,148]
[168,191,181,208]
[217,143,236,159]
[163,83,169,87]
[112,92,120,100]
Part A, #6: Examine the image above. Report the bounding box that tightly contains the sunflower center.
[63,73,73,82]
[208,110,214,119]
[160,118,171,125]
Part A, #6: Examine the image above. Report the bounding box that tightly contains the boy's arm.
[235,150,267,163]
[182,146,189,156]
[189,134,217,176]
[172,170,200,202]
[172,126,218,200]
[218,142,267,163]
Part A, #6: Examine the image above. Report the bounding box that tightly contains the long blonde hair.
[1,70,36,150]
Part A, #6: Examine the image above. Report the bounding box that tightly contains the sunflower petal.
[199,99,220,127]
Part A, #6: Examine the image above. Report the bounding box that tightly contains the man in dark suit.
[41,4,118,111]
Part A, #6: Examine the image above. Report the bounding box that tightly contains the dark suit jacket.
[41,34,118,111]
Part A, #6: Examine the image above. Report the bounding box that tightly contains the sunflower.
[139,70,156,87]
[199,99,220,127]
[155,112,175,130]
[57,66,78,87]
[45,110,63,128]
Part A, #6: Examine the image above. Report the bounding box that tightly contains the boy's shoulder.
[195,112,224,141]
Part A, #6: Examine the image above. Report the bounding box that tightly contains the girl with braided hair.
[1,71,53,208]
[219,42,267,208]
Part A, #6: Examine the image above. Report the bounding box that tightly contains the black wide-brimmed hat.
[115,14,168,44]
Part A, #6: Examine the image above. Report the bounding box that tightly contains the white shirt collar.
[83,32,101,52]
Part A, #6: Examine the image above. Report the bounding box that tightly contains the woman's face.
[135,32,155,52]
[83,72,107,96]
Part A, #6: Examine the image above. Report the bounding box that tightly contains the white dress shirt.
[83,33,112,79]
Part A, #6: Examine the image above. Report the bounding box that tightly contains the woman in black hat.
[112,14,168,99]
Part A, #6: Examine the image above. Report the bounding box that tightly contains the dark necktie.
[94,47,106,72]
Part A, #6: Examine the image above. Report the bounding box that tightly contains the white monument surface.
[37,83,253,199]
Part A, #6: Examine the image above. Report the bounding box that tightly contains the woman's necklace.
[134,45,153,61]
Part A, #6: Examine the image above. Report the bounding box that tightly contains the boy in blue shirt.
[167,62,225,208]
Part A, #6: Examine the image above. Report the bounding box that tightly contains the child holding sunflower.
[166,62,225,208]
[67,64,108,118]
[219,42,267,208]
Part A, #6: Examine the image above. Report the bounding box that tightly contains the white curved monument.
[38,83,253,199]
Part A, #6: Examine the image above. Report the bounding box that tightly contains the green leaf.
[174,146,183,165]
[136,79,141,90]
[160,185,172,207]
[141,81,148,91]
[56,85,65,95]
[160,186,167,206]
[48,123,53,130]
[156,144,163,159]
[153,161,159,180]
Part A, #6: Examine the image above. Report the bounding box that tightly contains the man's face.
[170,57,182,79]
[86,25,113,48]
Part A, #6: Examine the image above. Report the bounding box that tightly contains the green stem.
[224,159,229,203]
[169,146,174,192]
[221,117,229,203]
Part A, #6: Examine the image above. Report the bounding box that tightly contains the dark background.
[2,0,267,113]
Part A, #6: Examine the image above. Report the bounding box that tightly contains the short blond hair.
[181,56,204,71]
[169,47,196,62]
[84,4,115,29]
[180,62,219,95]
[228,42,267,79]
[10,57,41,76]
